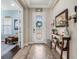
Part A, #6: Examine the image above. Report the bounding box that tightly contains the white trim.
[28,42,47,45]
[15,0,23,10]
[15,0,24,48]
[25,0,30,7]
[24,0,59,8]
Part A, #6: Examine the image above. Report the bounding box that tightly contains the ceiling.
[1,0,59,10]
[24,0,58,8]
[1,0,19,10]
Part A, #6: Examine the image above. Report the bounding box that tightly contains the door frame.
[15,0,24,48]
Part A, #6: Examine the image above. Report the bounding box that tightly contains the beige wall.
[23,8,29,46]
[28,8,33,43]
[49,0,77,59]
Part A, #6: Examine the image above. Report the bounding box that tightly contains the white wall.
[45,9,52,40]
[49,0,77,59]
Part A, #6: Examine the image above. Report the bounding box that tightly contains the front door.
[32,12,46,43]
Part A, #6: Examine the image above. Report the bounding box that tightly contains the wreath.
[36,21,42,28]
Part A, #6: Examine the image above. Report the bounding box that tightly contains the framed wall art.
[55,9,68,27]
[14,19,18,30]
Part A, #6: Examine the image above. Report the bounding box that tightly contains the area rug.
[1,43,16,56]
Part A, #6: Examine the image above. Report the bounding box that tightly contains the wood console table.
[52,34,70,59]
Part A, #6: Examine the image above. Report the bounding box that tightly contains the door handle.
[33,28,35,33]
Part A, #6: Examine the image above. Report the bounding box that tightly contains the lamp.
[68,6,77,23]
[69,12,76,20]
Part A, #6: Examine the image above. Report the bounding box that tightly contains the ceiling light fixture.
[11,3,15,6]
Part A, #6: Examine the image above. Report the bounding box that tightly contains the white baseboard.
[28,42,47,45]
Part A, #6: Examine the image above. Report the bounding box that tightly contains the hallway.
[25,44,54,59]
[1,0,77,59]
[13,44,60,59]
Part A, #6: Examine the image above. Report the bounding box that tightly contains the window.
[3,16,12,34]
[36,15,43,21]
[36,15,43,28]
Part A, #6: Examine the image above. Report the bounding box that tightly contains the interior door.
[32,12,46,43]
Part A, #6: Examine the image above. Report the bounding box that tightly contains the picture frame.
[14,19,18,30]
[55,9,68,27]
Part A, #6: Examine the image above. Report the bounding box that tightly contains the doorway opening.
[1,0,23,57]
